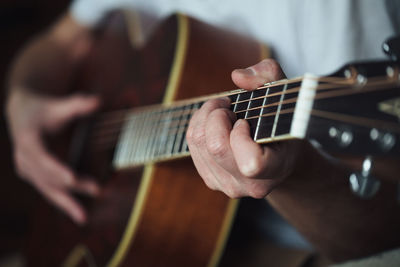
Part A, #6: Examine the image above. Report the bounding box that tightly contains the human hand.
[6,89,100,224]
[186,59,306,198]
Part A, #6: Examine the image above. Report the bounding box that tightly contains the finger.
[230,119,280,179]
[14,134,75,188]
[190,139,245,198]
[231,59,286,90]
[72,177,100,196]
[205,108,241,176]
[188,99,247,197]
[188,144,221,190]
[43,94,99,131]
[187,97,232,190]
[23,136,101,196]
[37,181,87,224]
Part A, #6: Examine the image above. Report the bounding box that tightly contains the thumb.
[43,94,99,131]
[231,59,286,90]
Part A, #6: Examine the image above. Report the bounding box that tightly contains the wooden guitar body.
[27,12,267,267]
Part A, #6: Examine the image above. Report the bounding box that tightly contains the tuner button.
[370,128,379,140]
[386,66,395,77]
[340,131,353,146]
[369,128,396,151]
[344,69,352,78]
[329,127,353,147]
[356,74,367,85]
[383,36,400,61]
[349,156,381,199]
[382,132,395,151]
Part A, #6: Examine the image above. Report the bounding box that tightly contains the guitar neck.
[112,76,314,169]
[111,60,400,170]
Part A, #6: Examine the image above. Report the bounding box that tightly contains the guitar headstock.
[305,59,400,156]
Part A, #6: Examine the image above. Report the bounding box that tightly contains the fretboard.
[113,75,317,169]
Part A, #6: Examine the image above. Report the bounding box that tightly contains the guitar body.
[26,12,267,266]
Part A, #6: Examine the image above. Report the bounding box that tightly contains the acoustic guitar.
[26,11,400,267]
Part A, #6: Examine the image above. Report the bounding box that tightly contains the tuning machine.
[349,156,381,199]
[383,35,400,62]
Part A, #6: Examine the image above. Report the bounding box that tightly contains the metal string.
[87,76,399,149]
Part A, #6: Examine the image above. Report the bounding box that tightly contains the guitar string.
[89,81,400,148]
[92,74,391,129]
[91,75,355,126]
[89,79,399,146]
[91,99,400,153]
[89,77,396,137]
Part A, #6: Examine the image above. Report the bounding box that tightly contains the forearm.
[267,143,400,262]
[8,13,93,95]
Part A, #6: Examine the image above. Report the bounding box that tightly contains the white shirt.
[70,0,400,78]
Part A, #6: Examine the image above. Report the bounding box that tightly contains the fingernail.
[235,68,256,76]
[233,119,244,128]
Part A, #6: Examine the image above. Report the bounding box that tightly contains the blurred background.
[0,1,70,265]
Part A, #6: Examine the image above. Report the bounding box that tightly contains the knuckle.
[191,129,206,146]
[240,158,265,178]
[186,127,205,147]
[203,98,229,110]
[211,108,235,123]
[206,135,229,159]
[203,98,220,109]
[186,124,194,144]
[262,58,281,78]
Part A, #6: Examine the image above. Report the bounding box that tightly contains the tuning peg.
[349,156,381,199]
[383,35,400,61]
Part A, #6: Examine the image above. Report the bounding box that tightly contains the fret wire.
[124,113,137,165]
[172,106,185,154]
[165,108,179,156]
[147,109,163,161]
[142,111,153,162]
[106,78,396,161]
[121,112,139,165]
[96,79,365,131]
[244,91,254,119]
[155,109,172,158]
[99,76,397,131]
[232,94,240,112]
[140,111,154,163]
[182,102,201,152]
[159,108,173,157]
[229,81,350,107]
[231,85,299,106]
[176,104,193,154]
[254,87,270,141]
[177,104,194,154]
[132,112,147,163]
[141,111,154,163]
[271,83,288,137]
[234,94,296,115]
[113,112,130,167]
[126,113,139,164]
